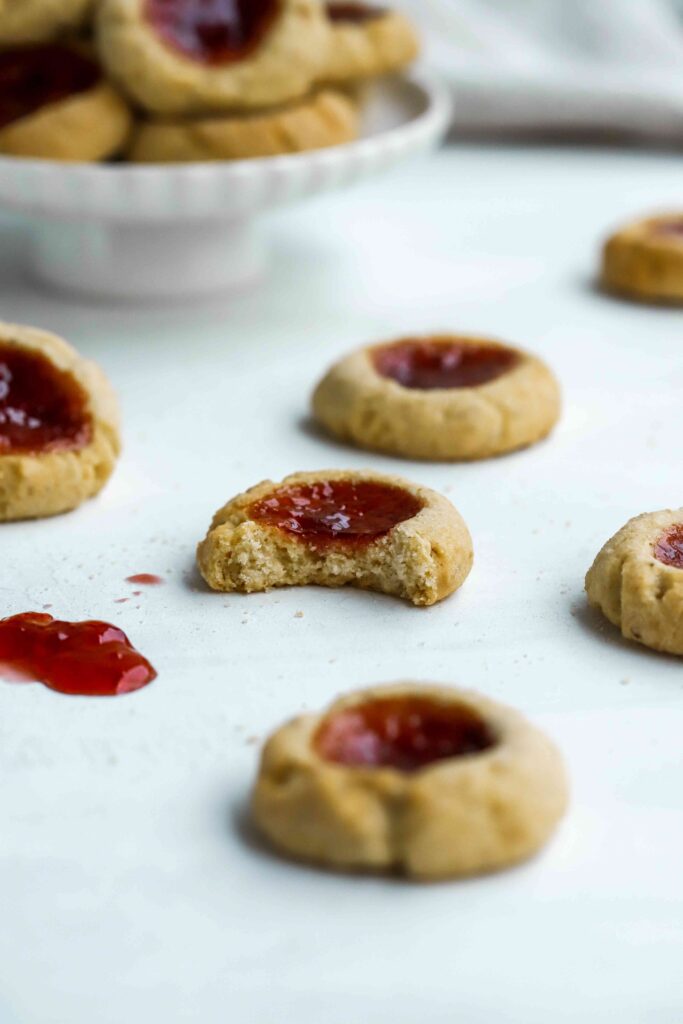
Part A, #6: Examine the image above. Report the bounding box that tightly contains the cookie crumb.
[294,610,304,618]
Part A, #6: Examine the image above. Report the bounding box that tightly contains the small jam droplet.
[145,0,280,65]
[0,45,100,130]
[654,525,683,569]
[315,696,496,772]
[126,574,164,586]
[326,2,386,23]
[373,338,520,390]
[0,613,157,697]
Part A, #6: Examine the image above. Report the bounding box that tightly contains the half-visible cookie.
[128,89,357,163]
[321,3,419,83]
[586,509,683,656]
[0,43,132,161]
[97,0,330,115]
[312,334,561,461]
[197,469,473,606]
[252,682,569,879]
[601,213,683,304]
[0,0,92,45]
[0,322,120,521]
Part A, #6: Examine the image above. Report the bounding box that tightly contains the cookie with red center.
[0,0,92,46]
[586,508,683,655]
[197,469,473,606]
[0,322,120,521]
[321,2,419,83]
[251,682,569,879]
[96,0,330,116]
[601,213,683,304]
[312,334,561,461]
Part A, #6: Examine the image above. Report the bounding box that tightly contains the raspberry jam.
[126,574,164,586]
[654,525,683,569]
[145,0,280,65]
[0,613,157,697]
[0,45,100,130]
[653,219,683,239]
[326,2,386,22]
[249,479,422,547]
[0,343,91,455]
[315,695,496,772]
[373,338,520,390]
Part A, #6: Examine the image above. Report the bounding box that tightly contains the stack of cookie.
[0,0,419,163]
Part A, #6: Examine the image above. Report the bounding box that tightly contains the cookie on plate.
[252,682,568,879]
[601,213,683,304]
[0,0,92,45]
[97,0,330,115]
[128,89,357,163]
[197,469,473,606]
[586,509,683,656]
[0,43,132,161]
[312,334,561,461]
[321,3,419,83]
[0,322,120,521]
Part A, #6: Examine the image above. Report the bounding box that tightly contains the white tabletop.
[1,142,682,1024]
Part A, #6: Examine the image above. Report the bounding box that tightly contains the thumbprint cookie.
[97,0,330,115]
[252,683,569,880]
[321,3,419,83]
[601,214,683,304]
[0,322,120,521]
[0,0,92,45]
[586,509,683,656]
[197,469,473,606]
[312,334,561,461]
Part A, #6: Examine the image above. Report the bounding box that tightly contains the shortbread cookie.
[586,509,683,655]
[312,334,561,461]
[0,0,92,45]
[0,322,120,521]
[129,89,357,163]
[322,3,419,83]
[0,44,132,162]
[97,0,330,115]
[197,469,472,606]
[252,683,568,879]
[601,214,683,304]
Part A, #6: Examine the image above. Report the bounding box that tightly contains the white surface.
[0,73,450,299]
[1,143,683,1024]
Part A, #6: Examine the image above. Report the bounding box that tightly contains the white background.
[1,142,682,1023]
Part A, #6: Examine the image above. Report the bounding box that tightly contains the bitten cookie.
[601,213,683,304]
[0,322,120,521]
[312,334,561,461]
[197,469,473,606]
[586,509,683,656]
[97,0,330,115]
[252,683,569,880]
[321,3,419,83]
[128,89,357,163]
[0,44,132,162]
[0,0,92,45]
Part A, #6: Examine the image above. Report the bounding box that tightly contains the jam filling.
[315,695,497,772]
[326,2,386,23]
[0,613,157,697]
[373,338,520,390]
[126,574,164,586]
[0,343,92,455]
[145,0,280,65]
[248,479,422,547]
[0,45,100,131]
[654,525,683,569]
[652,219,683,239]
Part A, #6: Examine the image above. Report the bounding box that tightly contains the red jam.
[145,0,280,65]
[652,219,683,239]
[315,696,496,772]
[248,479,422,547]
[0,45,100,130]
[0,613,156,697]
[373,338,520,390]
[0,343,91,455]
[126,574,164,586]
[654,525,683,569]
[326,2,386,23]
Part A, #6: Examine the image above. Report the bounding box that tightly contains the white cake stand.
[0,73,451,300]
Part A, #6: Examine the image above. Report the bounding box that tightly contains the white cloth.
[401,0,683,140]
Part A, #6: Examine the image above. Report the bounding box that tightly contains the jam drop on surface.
[0,614,157,697]
[654,525,683,569]
[0,343,91,455]
[249,479,423,547]
[315,696,497,772]
[326,2,386,23]
[0,45,100,130]
[126,574,164,586]
[145,0,280,65]
[373,338,520,390]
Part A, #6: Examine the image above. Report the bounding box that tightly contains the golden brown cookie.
[601,213,683,304]
[312,334,561,461]
[252,682,569,880]
[0,322,120,521]
[197,469,473,607]
[128,89,357,163]
[97,0,330,115]
[0,43,132,162]
[0,0,92,45]
[586,509,683,656]
[321,3,419,83]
